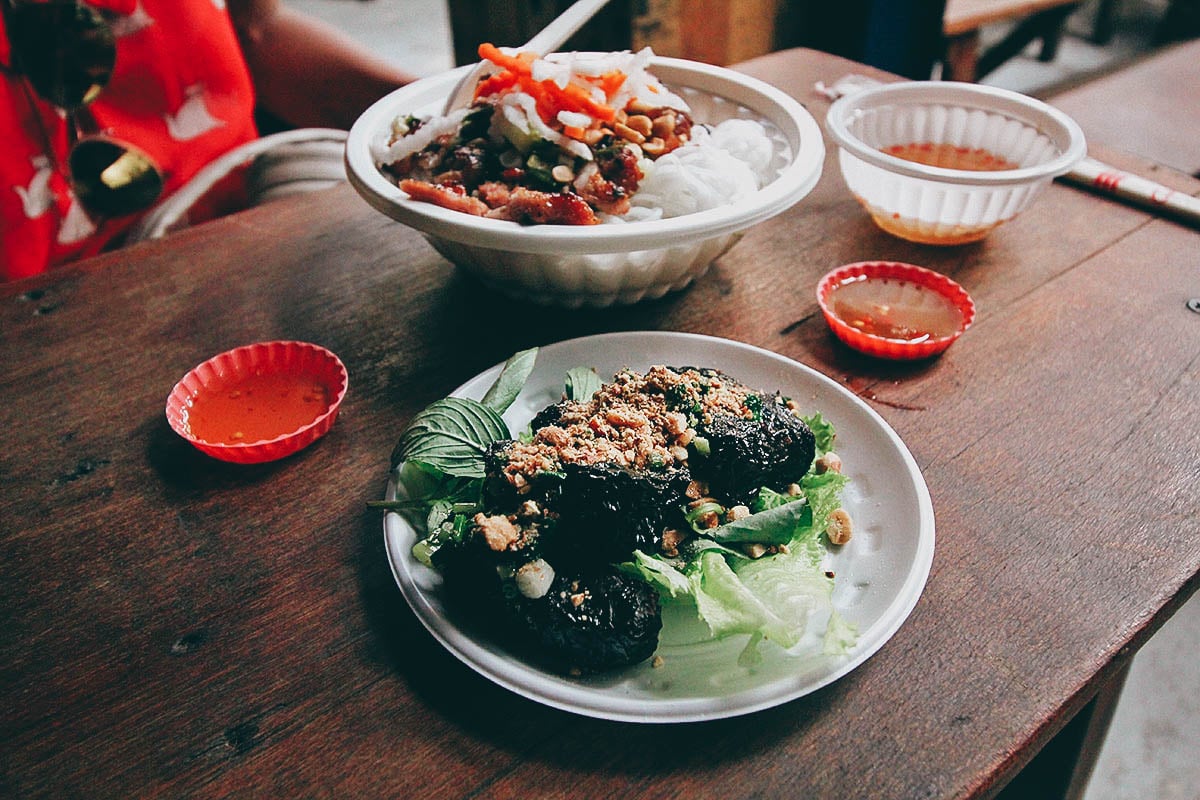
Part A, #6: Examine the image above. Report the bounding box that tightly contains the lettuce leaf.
[707,499,812,545]
[803,411,837,455]
[801,471,848,540]
[619,441,856,661]
[823,610,859,656]
[621,531,841,661]
[622,550,692,598]
[692,551,826,648]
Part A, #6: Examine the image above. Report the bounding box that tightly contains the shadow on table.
[146,414,298,494]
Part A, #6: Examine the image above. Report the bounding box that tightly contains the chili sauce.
[186,372,331,444]
[826,276,963,342]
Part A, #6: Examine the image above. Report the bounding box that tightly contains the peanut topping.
[651,113,677,140]
[743,543,768,559]
[641,137,666,156]
[474,513,520,552]
[826,508,853,545]
[727,505,751,521]
[815,452,843,474]
[496,366,753,491]
[661,527,686,557]
[613,121,646,145]
[625,114,653,137]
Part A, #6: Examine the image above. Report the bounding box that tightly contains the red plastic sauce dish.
[816,262,976,360]
[165,341,348,463]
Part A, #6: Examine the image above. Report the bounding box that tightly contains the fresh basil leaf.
[393,460,476,505]
[707,500,813,545]
[391,397,509,476]
[564,366,602,401]
[481,347,538,413]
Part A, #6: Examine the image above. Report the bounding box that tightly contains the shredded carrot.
[594,70,627,98]
[559,82,616,122]
[562,124,586,140]
[473,70,519,100]
[474,42,619,126]
[478,43,535,74]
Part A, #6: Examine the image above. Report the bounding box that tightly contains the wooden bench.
[943,0,1082,81]
[1048,38,1200,176]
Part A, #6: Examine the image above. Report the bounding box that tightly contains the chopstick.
[1059,157,1200,229]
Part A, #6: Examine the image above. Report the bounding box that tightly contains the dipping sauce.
[883,142,1017,171]
[826,275,964,342]
[185,371,331,444]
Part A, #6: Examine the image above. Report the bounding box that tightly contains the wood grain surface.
[1048,38,1200,175]
[1,48,1197,800]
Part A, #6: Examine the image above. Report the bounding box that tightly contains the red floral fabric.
[1,0,258,281]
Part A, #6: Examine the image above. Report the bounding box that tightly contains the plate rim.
[382,331,935,723]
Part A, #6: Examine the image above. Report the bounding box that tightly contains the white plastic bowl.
[825,81,1086,245]
[345,56,825,307]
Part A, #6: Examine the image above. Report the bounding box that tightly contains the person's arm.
[227,0,417,130]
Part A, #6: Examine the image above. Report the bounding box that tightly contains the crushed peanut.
[826,508,853,545]
[625,114,653,136]
[474,512,521,552]
[661,528,686,557]
[815,452,843,474]
[651,112,676,140]
[641,137,666,156]
[743,543,768,559]
[727,504,751,521]
[613,122,645,144]
[495,366,752,491]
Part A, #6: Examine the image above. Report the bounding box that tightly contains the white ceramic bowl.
[825,81,1085,245]
[345,56,825,307]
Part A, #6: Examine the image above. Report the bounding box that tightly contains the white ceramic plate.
[383,332,935,723]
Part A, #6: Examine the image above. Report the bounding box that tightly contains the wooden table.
[2,48,1197,799]
[1048,38,1200,177]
